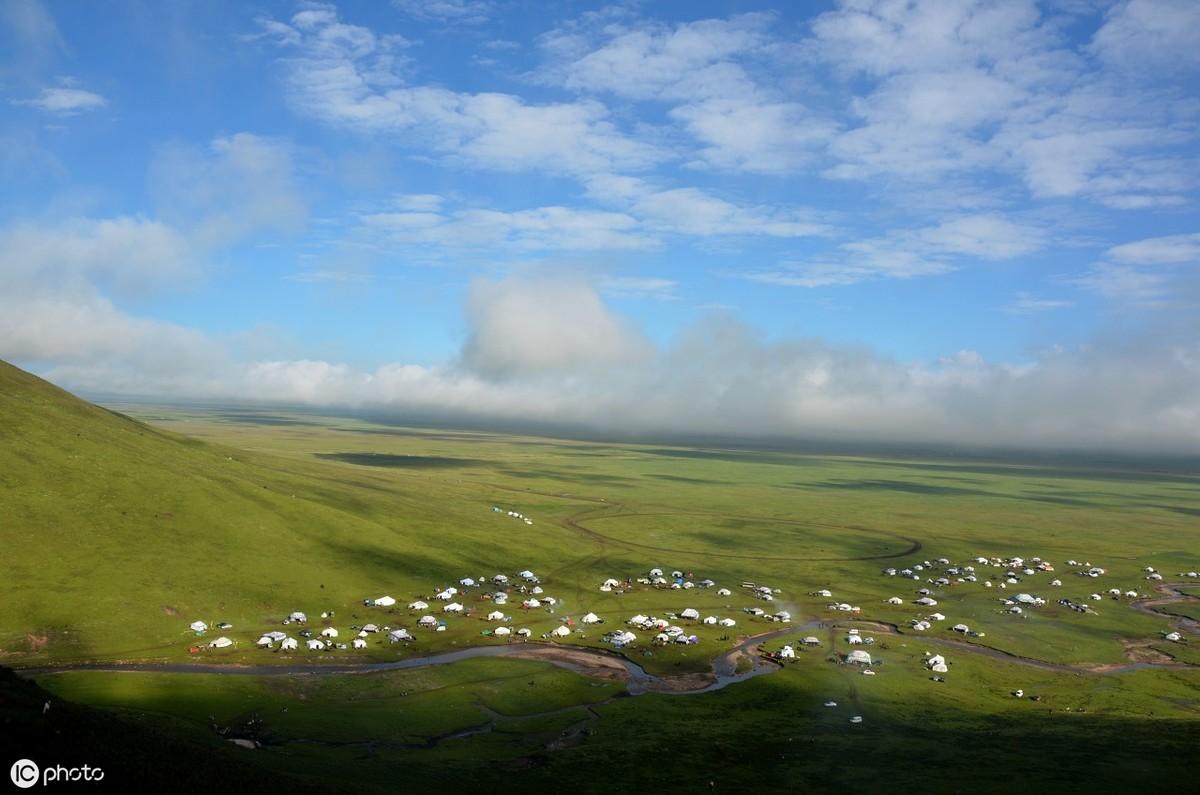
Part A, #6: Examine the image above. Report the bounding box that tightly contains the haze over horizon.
[2,0,1199,454]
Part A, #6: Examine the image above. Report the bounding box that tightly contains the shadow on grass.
[641,448,821,466]
[1160,505,1200,518]
[316,452,484,469]
[315,538,458,585]
[797,479,1100,506]
[801,479,999,497]
[650,474,728,485]
[220,413,320,426]
[866,458,1200,484]
[496,468,636,486]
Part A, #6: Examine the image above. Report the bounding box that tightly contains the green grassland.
[28,647,1200,792]
[3,359,1200,789]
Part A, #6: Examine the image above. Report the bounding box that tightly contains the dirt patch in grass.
[1120,640,1177,666]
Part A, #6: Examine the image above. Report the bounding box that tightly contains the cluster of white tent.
[492,506,534,526]
[878,549,1188,651]
[925,653,949,673]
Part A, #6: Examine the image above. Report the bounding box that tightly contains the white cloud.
[629,185,831,238]
[17,86,106,114]
[460,277,652,377]
[33,279,1200,456]
[362,204,654,252]
[390,193,444,212]
[288,269,373,284]
[0,216,193,297]
[259,6,661,176]
[671,98,836,173]
[148,133,307,247]
[542,14,771,102]
[538,12,834,175]
[599,276,678,300]
[1073,262,1170,304]
[809,0,1196,209]
[917,214,1047,259]
[1090,0,1200,71]
[392,0,492,24]
[1007,292,1074,314]
[1107,232,1200,264]
[736,212,1046,288]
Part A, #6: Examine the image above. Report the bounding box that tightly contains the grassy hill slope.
[0,360,536,663]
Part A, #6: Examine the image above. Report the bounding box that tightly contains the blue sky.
[2,1,1198,452]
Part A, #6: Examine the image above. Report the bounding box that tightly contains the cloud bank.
[16,275,1199,457]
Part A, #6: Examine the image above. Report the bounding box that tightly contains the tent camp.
[288,612,307,623]
[279,637,298,651]
[209,637,233,649]
[320,628,338,638]
[460,578,476,587]
[703,616,718,625]
[487,611,506,621]
[680,608,700,620]
[443,603,464,613]
[352,638,368,649]
[780,645,795,659]
[256,636,274,648]
[551,625,571,637]
[517,628,532,637]
[802,636,820,646]
[719,618,737,627]
[361,624,379,633]
[409,600,429,610]
[388,629,413,642]
[846,650,873,665]
[373,596,396,607]
[581,612,602,624]
[418,615,438,627]
[306,639,325,651]
[494,627,511,636]
[523,599,541,608]
[189,621,207,633]
[717,588,732,596]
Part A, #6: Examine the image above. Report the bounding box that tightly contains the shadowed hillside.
[0,360,478,664]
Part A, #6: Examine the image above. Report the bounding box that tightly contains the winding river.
[19,583,1198,694]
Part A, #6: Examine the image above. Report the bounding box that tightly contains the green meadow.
[3,360,1199,790]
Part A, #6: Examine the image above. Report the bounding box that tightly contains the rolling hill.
[0,359,491,663]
